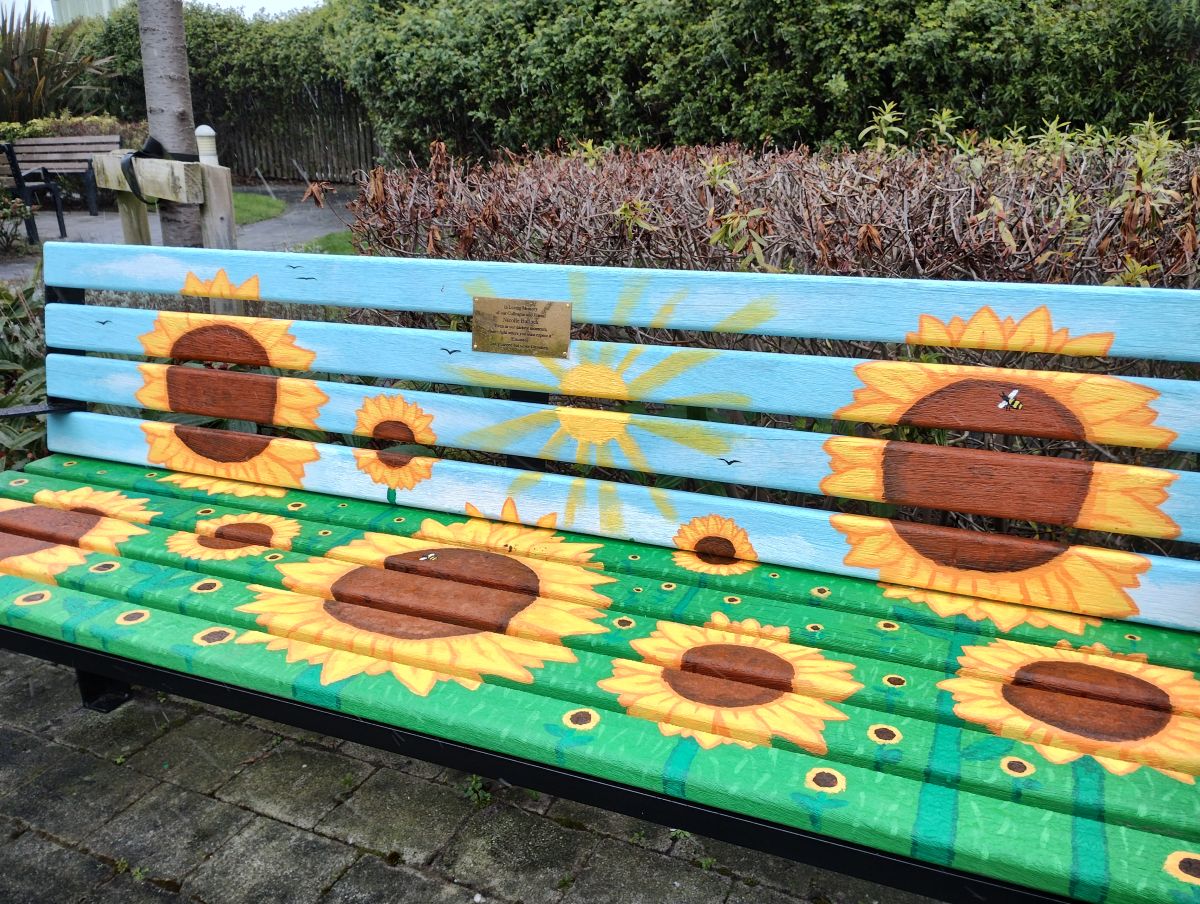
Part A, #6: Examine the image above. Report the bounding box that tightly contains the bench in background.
[1,135,120,242]
[0,241,1198,903]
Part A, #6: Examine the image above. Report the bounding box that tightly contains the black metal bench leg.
[75,669,132,713]
[19,187,38,244]
[84,163,98,216]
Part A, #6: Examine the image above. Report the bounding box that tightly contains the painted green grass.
[233,192,286,226]
[298,230,355,255]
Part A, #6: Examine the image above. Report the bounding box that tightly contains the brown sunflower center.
[693,536,738,565]
[324,549,540,640]
[164,367,279,424]
[1002,659,1172,742]
[174,425,273,464]
[663,643,793,707]
[892,520,1067,572]
[0,505,102,559]
[170,324,272,366]
[1179,858,1200,880]
[898,379,1086,441]
[196,522,275,550]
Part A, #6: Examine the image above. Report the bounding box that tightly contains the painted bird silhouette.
[285,265,303,269]
[719,458,742,465]
[95,320,111,325]
[441,348,461,355]
[295,276,317,281]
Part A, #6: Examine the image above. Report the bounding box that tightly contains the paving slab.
[0,724,73,791]
[184,816,357,904]
[316,768,473,864]
[126,713,278,793]
[216,739,372,830]
[323,855,479,904]
[336,740,445,780]
[0,747,155,842]
[546,797,673,852]
[727,880,806,904]
[561,837,732,904]
[50,689,190,761]
[80,873,184,903]
[0,662,84,732]
[671,832,810,891]
[247,715,342,749]
[0,647,44,684]
[0,827,113,903]
[440,803,595,904]
[86,781,254,882]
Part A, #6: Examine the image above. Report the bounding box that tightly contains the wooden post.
[92,146,241,313]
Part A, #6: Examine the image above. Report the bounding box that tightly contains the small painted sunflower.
[598,612,861,751]
[351,395,438,491]
[238,499,612,693]
[32,486,161,525]
[940,639,1200,782]
[830,514,1146,620]
[804,767,847,793]
[142,421,319,490]
[135,363,326,429]
[139,311,314,369]
[672,514,758,576]
[1164,851,1200,887]
[879,584,1102,635]
[168,513,301,561]
[906,305,1113,357]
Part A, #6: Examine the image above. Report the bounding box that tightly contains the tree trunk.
[137,0,201,247]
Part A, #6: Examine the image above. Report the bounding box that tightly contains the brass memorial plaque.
[472,297,572,358]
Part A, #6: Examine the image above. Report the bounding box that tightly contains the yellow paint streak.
[648,486,678,521]
[452,368,557,393]
[459,409,558,449]
[565,479,587,526]
[614,275,652,324]
[649,289,689,328]
[715,296,778,333]
[615,433,652,472]
[636,419,734,456]
[598,482,623,533]
[665,391,754,407]
[627,350,717,398]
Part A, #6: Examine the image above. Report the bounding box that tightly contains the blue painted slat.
[45,304,1200,453]
[43,242,1200,362]
[47,354,1200,543]
[44,411,1200,631]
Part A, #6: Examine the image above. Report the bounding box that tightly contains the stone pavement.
[0,184,351,284]
[0,649,943,904]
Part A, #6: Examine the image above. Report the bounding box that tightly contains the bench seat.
[1,452,1197,903]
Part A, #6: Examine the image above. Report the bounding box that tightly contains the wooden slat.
[44,305,1200,452]
[43,411,1200,630]
[13,135,120,146]
[48,355,1200,542]
[0,574,1186,904]
[42,243,1200,362]
[91,154,204,204]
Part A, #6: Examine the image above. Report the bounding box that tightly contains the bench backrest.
[40,242,1200,632]
[9,135,120,175]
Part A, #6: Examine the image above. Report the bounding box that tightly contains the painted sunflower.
[598,611,861,751]
[831,361,1176,450]
[830,514,1146,620]
[138,311,315,370]
[672,514,758,576]
[141,421,319,490]
[351,395,437,491]
[940,639,1200,782]
[135,363,327,430]
[239,499,612,692]
[168,513,301,561]
[31,486,161,525]
[181,269,260,301]
[906,305,1114,357]
[0,498,144,582]
[820,434,1178,541]
[157,473,288,499]
[879,584,1101,635]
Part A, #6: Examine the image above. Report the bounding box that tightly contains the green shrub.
[0,270,46,471]
[327,0,1200,158]
[0,1,111,122]
[0,112,144,145]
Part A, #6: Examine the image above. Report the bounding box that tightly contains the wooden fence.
[216,81,377,184]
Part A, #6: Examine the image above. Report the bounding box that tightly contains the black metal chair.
[2,142,67,244]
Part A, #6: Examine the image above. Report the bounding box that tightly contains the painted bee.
[997,389,1024,411]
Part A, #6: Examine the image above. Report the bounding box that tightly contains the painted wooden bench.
[1,241,1199,904]
[1,135,120,241]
